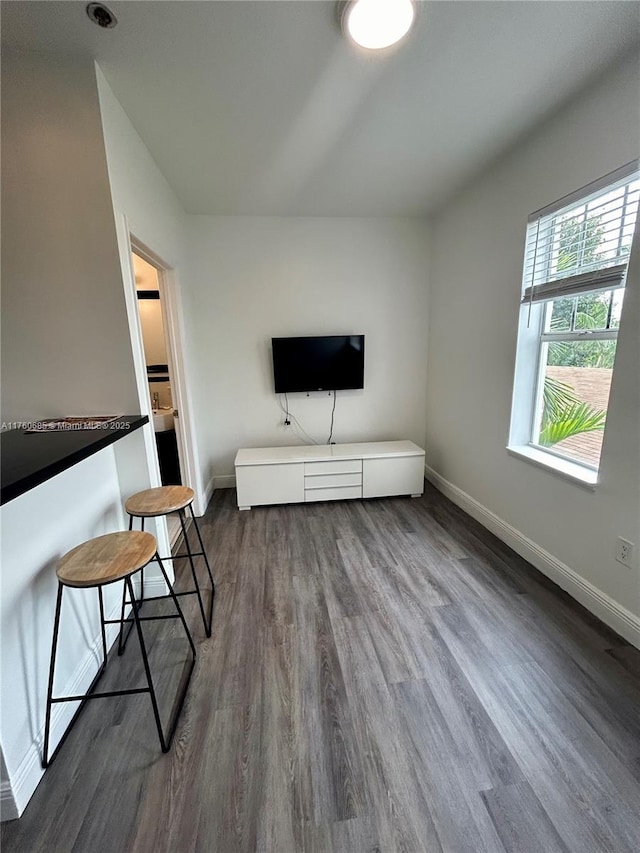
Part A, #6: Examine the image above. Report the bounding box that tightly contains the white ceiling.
[3,1,639,216]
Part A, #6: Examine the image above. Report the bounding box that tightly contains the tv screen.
[272,335,365,393]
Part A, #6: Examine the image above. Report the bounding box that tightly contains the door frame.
[117,216,205,515]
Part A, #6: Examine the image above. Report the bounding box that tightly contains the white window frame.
[508,162,639,487]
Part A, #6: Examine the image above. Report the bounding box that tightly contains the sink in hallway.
[152,409,174,432]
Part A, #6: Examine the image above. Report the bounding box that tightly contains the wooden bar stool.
[118,486,215,655]
[43,531,196,768]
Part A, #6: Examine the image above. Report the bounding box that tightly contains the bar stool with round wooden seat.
[118,486,215,655]
[43,530,196,768]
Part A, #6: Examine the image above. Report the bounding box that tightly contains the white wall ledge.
[507,445,598,490]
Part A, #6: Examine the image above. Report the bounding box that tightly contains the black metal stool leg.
[126,558,196,752]
[42,582,64,768]
[155,553,197,661]
[139,516,145,602]
[98,587,108,668]
[117,579,128,656]
[189,504,216,636]
[43,583,110,768]
[118,515,145,655]
[178,509,209,636]
[125,576,167,752]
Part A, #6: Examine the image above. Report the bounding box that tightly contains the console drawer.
[304,485,362,503]
[304,459,362,476]
[304,472,362,490]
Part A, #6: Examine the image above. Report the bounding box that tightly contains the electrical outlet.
[615,537,634,568]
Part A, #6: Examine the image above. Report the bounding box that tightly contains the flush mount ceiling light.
[86,3,117,29]
[341,0,416,50]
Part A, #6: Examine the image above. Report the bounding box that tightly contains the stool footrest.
[116,589,205,650]
[121,589,203,606]
[167,552,205,560]
[51,687,149,702]
[105,614,181,624]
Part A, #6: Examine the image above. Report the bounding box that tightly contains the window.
[510,162,639,480]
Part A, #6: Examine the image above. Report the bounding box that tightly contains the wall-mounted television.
[272,335,365,393]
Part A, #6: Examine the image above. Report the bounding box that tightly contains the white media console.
[234,440,425,510]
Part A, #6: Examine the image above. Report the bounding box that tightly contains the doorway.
[117,223,205,521]
[131,250,184,542]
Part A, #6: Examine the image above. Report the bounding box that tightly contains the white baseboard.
[6,599,131,819]
[424,464,640,650]
[204,474,236,508]
[204,476,215,509]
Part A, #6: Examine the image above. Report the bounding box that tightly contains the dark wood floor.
[4,484,640,852]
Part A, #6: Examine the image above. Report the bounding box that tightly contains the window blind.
[521,162,639,305]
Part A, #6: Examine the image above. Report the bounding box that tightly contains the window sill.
[506,445,598,490]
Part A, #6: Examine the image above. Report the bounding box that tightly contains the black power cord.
[278,394,317,444]
[327,390,336,444]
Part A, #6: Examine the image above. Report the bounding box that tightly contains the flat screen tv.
[272,335,365,393]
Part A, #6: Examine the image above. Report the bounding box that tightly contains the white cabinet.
[235,441,424,510]
[236,462,303,509]
[363,455,425,499]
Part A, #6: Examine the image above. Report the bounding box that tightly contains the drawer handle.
[305,483,361,491]
[304,469,361,477]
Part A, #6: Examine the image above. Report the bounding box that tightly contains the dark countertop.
[1,415,148,506]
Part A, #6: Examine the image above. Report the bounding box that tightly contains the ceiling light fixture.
[86,3,117,29]
[341,0,416,50]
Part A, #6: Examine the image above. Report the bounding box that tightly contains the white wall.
[186,216,430,487]
[425,55,640,639]
[96,67,205,513]
[96,67,188,272]
[0,50,138,422]
[96,67,431,500]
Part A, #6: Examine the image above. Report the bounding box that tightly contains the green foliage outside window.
[539,377,607,448]
[537,212,621,449]
[546,214,626,369]
[548,293,616,368]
